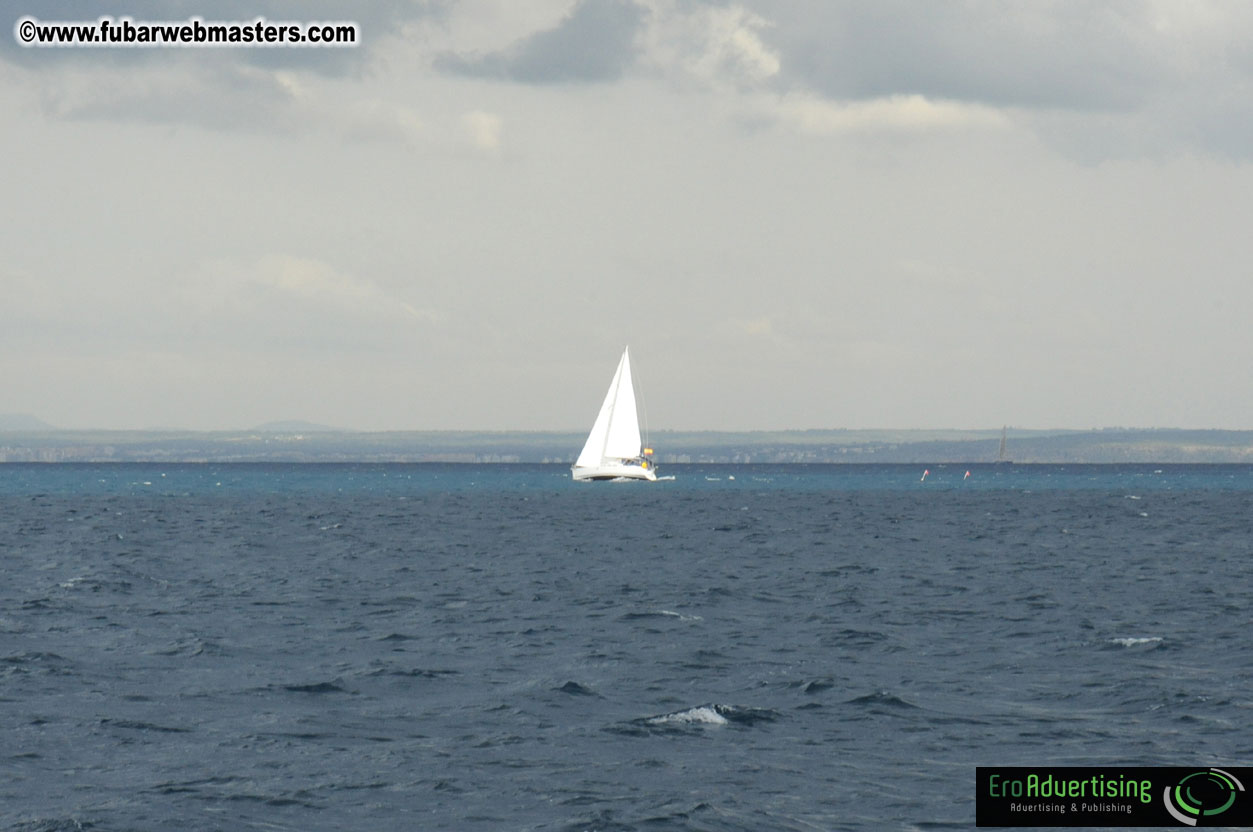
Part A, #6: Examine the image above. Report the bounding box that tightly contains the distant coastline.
[1,428,1251,464]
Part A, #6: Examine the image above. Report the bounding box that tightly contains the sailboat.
[994,426,1012,465]
[571,347,658,482]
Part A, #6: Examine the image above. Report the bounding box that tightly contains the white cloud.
[639,1,780,90]
[768,92,1009,136]
[462,109,503,152]
[193,254,439,330]
[2,254,436,356]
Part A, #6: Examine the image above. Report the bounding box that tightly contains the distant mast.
[995,426,1012,465]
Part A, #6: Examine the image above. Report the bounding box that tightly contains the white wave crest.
[644,706,728,726]
[657,610,703,621]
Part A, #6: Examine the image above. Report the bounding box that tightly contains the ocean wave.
[2,651,75,677]
[620,609,702,622]
[373,667,458,678]
[9,819,93,832]
[559,800,816,832]
[556,681,598,696]
[99,718,192,734]
[283,681,349,694]
[644,705,729,726]
[845,691,921,710]
[630,704,781,730]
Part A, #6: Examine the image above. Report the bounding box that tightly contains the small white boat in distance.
[572,347,657,482]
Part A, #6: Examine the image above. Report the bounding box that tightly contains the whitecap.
[657,610,703,621]
[639,703,779,728]
[644,706,728,726]
[1111,637,1162,647]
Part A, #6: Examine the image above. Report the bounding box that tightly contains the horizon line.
[3,425,1252,435]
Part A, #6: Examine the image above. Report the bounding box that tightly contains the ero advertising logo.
[976,767,1252,827]
[1163,769,1245,826]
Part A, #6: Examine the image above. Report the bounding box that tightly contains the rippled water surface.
[3,464,1251,830]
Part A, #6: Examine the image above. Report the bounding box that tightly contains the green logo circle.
[1164,769,1244,826]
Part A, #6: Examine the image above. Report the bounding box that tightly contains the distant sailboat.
[571,347,658,482]
[995,426,1012,465]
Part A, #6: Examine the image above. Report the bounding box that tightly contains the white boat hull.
[571,462,658,482]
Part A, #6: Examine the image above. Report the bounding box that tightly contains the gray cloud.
[435,0,645,84]
[743,0,1166,110]
[725,0,1253,160]
[14,0,1253,160]
[4,1,442,139]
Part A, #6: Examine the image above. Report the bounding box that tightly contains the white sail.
[602,348,642,460]
[575,350,629,468]
[572,347,656,482]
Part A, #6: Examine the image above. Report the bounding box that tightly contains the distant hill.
[0,413,57,431]
[0,427,1251,463]
[251,420,342,433]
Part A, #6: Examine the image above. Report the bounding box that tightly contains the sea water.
[2,464,1251,830]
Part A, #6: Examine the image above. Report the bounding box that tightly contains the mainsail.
[575,347,642,468]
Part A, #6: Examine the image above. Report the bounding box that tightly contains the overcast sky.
[3,1,1252,431]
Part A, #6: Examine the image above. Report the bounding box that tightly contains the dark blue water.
[3,464,1251,830]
